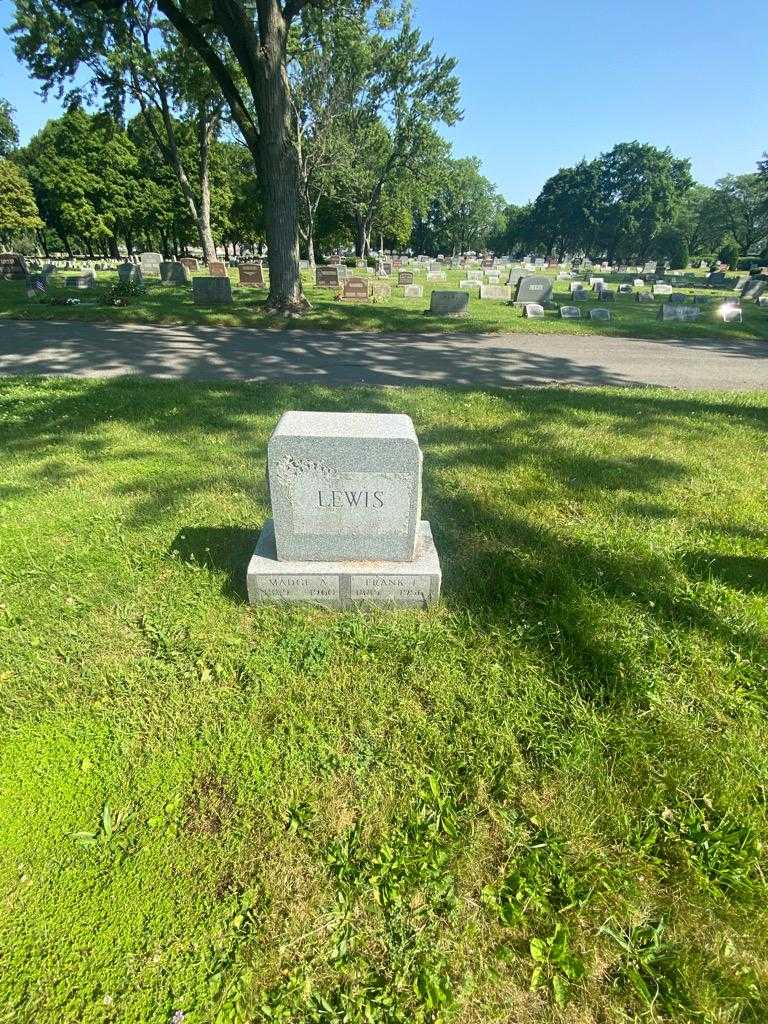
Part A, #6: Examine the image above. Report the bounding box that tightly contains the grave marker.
[316,266,340,289]
[342,277,369,301]
[429,290,469,317]
[192,276,233,305]
[479,284,511,301]
[515,276,553,305]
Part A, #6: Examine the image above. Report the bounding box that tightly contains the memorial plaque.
[316,266,340,289]
[479,284,512,300]
[251,570,340,605]
[208,261,227,277]
[515,276,553,305]
[342,276,369,300]
[429,290,469,316]
[239,263,265,286]
[0,253,29,280]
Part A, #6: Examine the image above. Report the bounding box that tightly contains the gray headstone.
[479,284,512,301]
[398,271,414,285]
[459,280,480,289]
[659,303,700,322]
[653,284,673,296]
[316,266,340,289]
[742,278,767,302]
[560,305,581,319]
[618,284,633,294]
[719,304,743,323]
[139,252,162,275]
[192,276,233,305]
[403,284,423,298]
[426,270,447,281]
[429,290,469,317]
[590,308,611,321]
[117,263,143,284]
[160,261,190,284]
[515,276,553,305]
[0,253,30,280]
[266,411,422,563]
[208,261,227,278]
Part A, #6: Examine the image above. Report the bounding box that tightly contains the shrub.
[653,227,689,270]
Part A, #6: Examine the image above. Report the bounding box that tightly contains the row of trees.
[2,0,766,308]
[495,142,768,268]
[2,0,505,309]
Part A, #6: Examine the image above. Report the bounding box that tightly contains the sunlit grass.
[1,377,766,1022]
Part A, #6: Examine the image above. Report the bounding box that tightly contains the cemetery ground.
[1,267,767,343]
[1,376,767,1023]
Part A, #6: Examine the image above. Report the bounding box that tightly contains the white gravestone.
[479,284,512,301]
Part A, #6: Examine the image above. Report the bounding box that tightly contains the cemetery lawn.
[1,269,766,342]
[2,376,768,1024]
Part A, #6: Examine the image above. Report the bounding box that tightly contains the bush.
[718,235,740,270]
[102,278,146,306]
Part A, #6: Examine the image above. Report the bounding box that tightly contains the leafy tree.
[413,156,505,255]
[21,108,142,257]
[718,234,740,270]
[673,184,719,256]
[529,160,600,258]
[11,0,227,262]
[0,100,19,157]
[330,13,460,257]
[0,159,43,244]
[653,225,689,269]
[705,174,768,255]
[596,142,692,262]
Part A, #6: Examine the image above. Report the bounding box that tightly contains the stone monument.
[247,411,441,607]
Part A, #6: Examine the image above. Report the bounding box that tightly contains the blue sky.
[1,0,765,203]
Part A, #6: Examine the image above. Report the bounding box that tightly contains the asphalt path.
[1,319,766,389]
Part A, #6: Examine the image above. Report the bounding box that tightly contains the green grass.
[2,267,766,341]
[1,377,767,1023]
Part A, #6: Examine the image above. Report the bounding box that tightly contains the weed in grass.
[601,919,693,1018]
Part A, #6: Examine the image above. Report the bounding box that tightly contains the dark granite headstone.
[429,290,469,316]
[316,266,340,289]
[398,271,414,285]
[239,263,265,286]
[0,253,29,280]
[515,276,553,305]
[193,276,233,305]
[180,257,199,272]
[342,277,369,301]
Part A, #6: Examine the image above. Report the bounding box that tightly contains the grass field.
[1,267,766,342]
[1,377,767,1023]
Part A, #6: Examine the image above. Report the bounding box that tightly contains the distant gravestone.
[160,261,190,284]
[342,276,369,301]
[316,266,340,289]
[139,252,162,275]
[459,279,480,289]
[398,271,414,285]
[618,283,633,294]
[636,291,655,303]
[633,278,645,288]
[239,263,265,286]
[560,305,581,319]
[653,284,673,296]
[0,253,29,280]
[708,271,727,287]
[507,270,524,287]
[590,308,611,321]
[118,262,142,284]
[370,282,391,299]
[742,278,767,302]
[523,303,545,318]
[572,288,589,302]
[757,295,768,307]
[379,262,393,277]
[480,284,511,300]
[515,276,553,305]
[180,257,198,272]
[719,304,743,323]
[429,290,469,316]
[668,292,688,303]
[599,289,616,302]
[403,284,423,298]
[659,303,700,322]
[65,269,96,289]
[208,261,227,278]
[427,270,446,281]
[192,276,233,305]
[468,269,484,282]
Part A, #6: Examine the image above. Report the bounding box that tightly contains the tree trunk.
[196,110,218,263]
[108,236,120,258]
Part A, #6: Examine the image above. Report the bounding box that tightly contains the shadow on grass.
[169,526,260,602]
[2,376,766,711]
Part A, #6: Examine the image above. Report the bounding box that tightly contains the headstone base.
[247,520,441,608]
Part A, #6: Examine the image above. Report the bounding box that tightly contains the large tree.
[0,100,20,157]
[704,174,768,255]
[0,159,44,245]
[11,0,226,262]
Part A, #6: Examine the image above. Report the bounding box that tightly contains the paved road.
[0,319,766,389]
